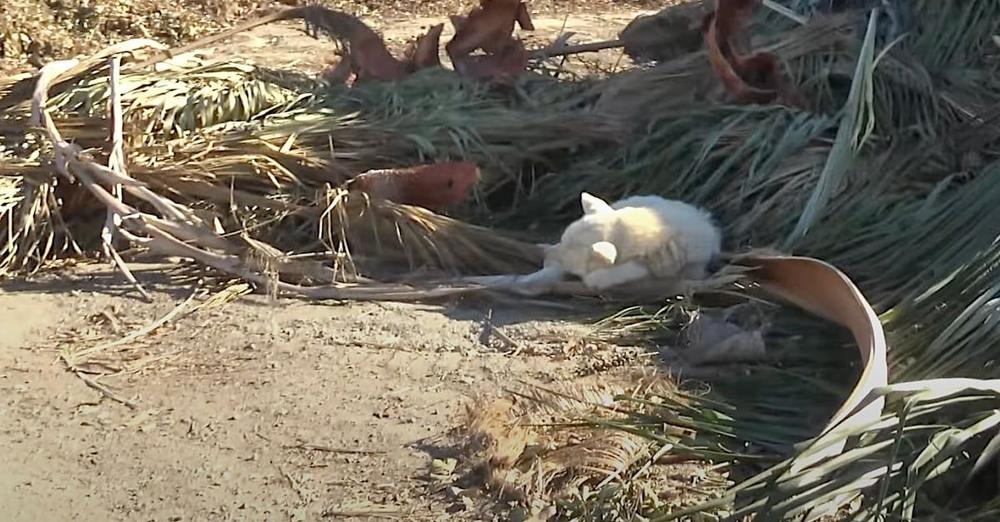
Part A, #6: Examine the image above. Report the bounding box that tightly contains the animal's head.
[546,231,619,277]
[399,161,481,210]
[545,192,620,276]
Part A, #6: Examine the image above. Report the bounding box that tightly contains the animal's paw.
[582,261,652,291]
[511,264,565,296]
[581,270,617,291]
[511,283,549,296]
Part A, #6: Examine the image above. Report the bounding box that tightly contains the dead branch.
[131,8,305,70]
[104,54,152,302]
[29,58,494,303]
[74,370,138,410]
[529,38,624,60]
[284,442,385,455]
[70,285,201,363]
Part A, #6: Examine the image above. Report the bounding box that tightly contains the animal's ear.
[589,241,617,266]
[581,192,613,215]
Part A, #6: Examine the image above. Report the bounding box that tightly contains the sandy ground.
[1,8,658,522]
[185,9,657,76]
[1,261,638,521]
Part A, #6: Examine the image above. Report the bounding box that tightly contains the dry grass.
[447,375,726,519]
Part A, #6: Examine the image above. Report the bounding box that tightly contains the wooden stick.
[103,55,125,249]
[283,442,385,455]
[74,370,138,409]
[529,38,624,60]
[104,55,153,302]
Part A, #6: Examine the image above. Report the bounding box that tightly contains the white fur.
[543,192,722,290]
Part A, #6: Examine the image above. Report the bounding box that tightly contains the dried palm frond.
[0,175,23,213]
[45,59,310,143]
[452,376,722,519]
[20,57,541,300]
[0,170,83,275]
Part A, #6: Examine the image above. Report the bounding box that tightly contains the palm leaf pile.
[2,0,1000,519]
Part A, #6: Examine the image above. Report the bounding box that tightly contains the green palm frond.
[657,379,1000,521]
[785,7,879,246]
[885,241,1000,381]
[230,68,626,187]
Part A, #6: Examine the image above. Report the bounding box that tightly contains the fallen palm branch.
[0,38,170,113]
[27,57,536,301]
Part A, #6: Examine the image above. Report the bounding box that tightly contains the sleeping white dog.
[518,192,722,293]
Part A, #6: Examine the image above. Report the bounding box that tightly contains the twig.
[623,441,675,485]
[479,309,522,354]
[321,506,403,519]
[103,55,125,252]
[73,370,138,409]
[491,324,520,353]
[529,38,624,60]
[104,55,152,302]
[130,7,304,70]
[70,284,201,362]
[284,442,385,455]
[278,465,308,502]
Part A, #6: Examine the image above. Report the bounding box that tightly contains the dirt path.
[0,261,634,521]
[192,9,656,74]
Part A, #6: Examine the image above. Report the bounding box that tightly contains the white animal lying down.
[518,192,722,292]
